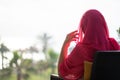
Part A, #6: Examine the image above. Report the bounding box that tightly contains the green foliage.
[0,73,16,80]
[47,49,59,74]
[0,43,10,69]
[0,68,12,78]
[10,51,20,67]
[0,67,57,80]
[36,60,49,73]
[22,73,30,80]
[48,49,58,63]
[117,27,120,34]
[21,59,32,69]
[0,43,9,53]
[0,32,60,80]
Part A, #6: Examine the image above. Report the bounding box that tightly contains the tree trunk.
[17,68,22,80]
[17,65,22,80]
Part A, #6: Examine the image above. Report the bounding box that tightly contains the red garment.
[58,9,120,80]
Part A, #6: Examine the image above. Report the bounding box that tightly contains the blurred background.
[0,0,120,80]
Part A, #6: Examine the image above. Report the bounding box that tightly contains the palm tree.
[0,43,9,69]
[38,33,51,60]
[10,51,21,80]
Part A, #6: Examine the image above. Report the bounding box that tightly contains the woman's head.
[78,9,109,50]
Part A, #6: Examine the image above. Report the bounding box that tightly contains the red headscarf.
[59,9,120,80]
[78,9,111,50]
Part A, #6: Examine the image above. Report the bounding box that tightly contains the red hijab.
[78,9,112,50]
[59,9,119,80]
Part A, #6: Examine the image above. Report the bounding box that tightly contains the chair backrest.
[90,51,120,80]
[84,61,93,80]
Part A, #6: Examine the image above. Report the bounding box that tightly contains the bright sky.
[0,0,120,52]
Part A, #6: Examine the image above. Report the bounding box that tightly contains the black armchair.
[50,74,63,80]
[50,51,120,80]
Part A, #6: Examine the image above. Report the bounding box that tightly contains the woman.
[58,9,120,80]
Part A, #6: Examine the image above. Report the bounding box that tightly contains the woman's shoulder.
[109,38,120,50]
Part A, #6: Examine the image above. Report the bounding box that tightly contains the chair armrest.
[50,74,63,80]
[84,61,93,80]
